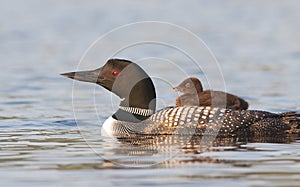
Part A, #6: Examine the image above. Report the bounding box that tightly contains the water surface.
[1,1,300,186]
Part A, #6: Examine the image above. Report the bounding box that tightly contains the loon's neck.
[112,75,156,123]
[116,75,156,109]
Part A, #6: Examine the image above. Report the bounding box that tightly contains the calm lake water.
[1,1,300,187]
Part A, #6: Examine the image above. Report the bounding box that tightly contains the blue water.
[1,1,300,186]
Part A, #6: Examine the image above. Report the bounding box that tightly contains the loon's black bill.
[60,72,76,79]
[60,68,102,84]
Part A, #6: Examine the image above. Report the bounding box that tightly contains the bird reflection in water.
[98,133,299,167]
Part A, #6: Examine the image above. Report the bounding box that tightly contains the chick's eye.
[112,71,119,76]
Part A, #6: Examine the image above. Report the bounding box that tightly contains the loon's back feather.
[103,106,300,136]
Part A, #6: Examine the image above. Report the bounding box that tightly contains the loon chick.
[61,59,300,137]
[173,77,249,110]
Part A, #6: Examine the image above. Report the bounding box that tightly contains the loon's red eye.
[112,71,119,76]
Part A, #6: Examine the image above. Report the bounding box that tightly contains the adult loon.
[173,77,249,110]
[61,59,300,137]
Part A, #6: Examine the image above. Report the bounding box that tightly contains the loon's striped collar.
[119,106,154,116]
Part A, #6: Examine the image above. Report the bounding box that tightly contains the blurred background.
[1,1,300,186]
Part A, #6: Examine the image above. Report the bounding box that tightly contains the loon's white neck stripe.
[119,106,154,116]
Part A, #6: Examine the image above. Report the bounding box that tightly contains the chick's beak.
[173,86,179,92]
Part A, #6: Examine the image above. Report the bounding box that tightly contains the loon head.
[173,77,203,95]
[61,59,156,122]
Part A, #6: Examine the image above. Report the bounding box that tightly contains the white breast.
[101,116,117,136]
